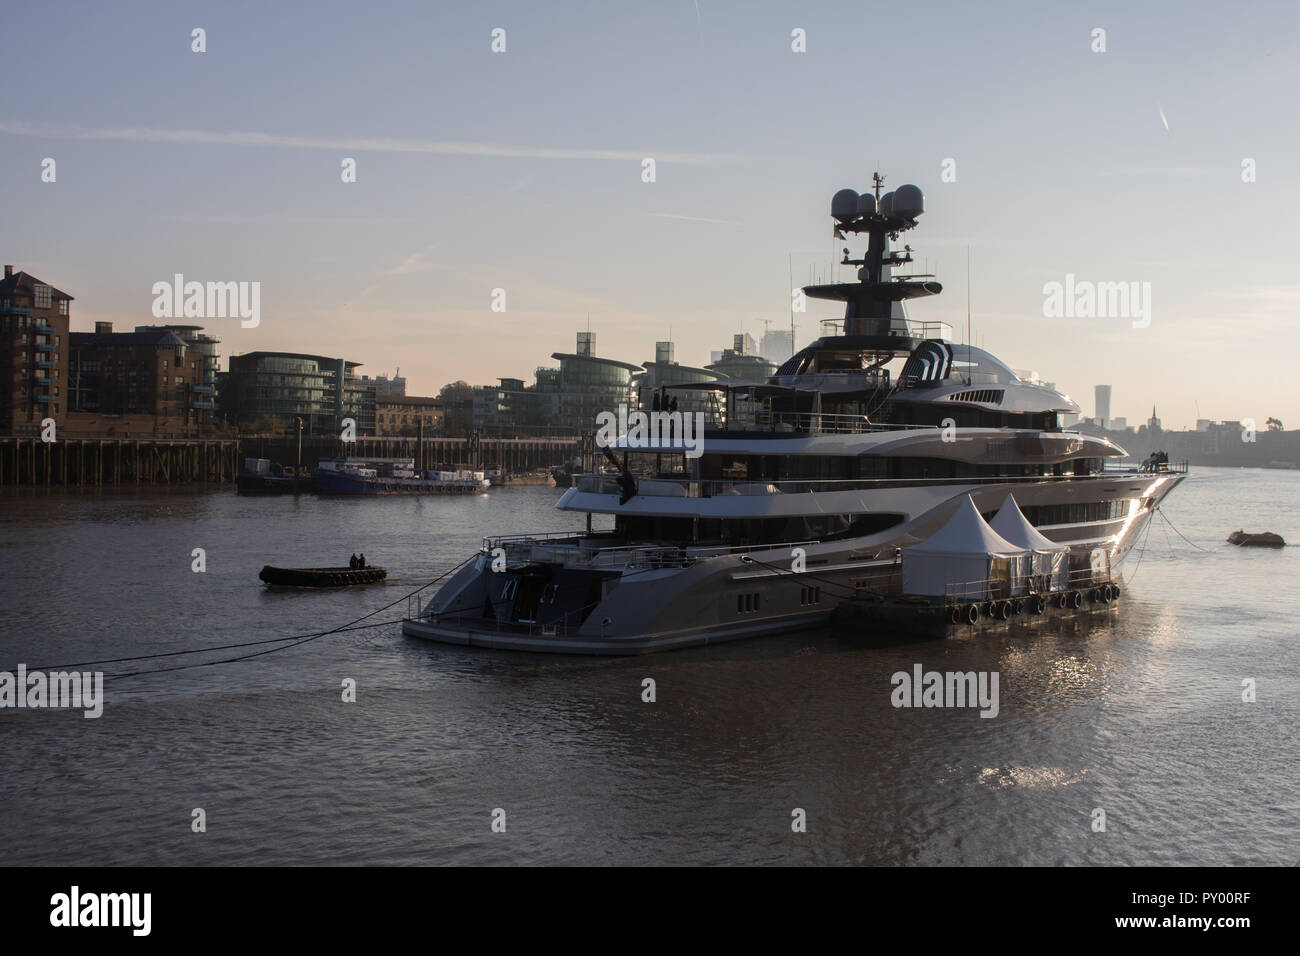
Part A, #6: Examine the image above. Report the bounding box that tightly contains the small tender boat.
[1226,530,1286,548]
[237,458,316,495]
[259,565,388,588]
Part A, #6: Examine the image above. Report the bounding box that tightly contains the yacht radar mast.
[814,173,942,344]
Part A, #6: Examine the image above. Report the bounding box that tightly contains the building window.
[34,285,52,309]
[58,300,68,315]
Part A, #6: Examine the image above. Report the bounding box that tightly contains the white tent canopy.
[988,493,1058,550]
[902,495,1031,599]
[988,493,1069,591]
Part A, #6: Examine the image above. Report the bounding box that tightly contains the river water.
[1,467,1297,865]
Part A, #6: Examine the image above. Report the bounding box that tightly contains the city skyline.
[4,1,1297,430]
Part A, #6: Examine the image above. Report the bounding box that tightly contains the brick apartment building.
[67,323,211,437]
[0,265,73,436]
[374,394,444,436]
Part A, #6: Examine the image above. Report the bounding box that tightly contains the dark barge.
[258,565,388,588]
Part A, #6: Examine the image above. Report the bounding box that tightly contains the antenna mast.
[966,245,972,385]
[788,253,796,359]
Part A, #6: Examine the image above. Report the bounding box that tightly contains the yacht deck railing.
[747,412,936,434]
[942,566,1115,603]
[481,534,822,571]
[572,465,1186,499]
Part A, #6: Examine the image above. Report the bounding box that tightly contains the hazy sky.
[3,1,1297,429]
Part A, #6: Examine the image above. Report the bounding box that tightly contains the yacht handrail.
[942,567,1115,602]
[1105,459,1188,474]
[483,534,823,570]
[818,319,953,339]
[734,412,938,434]
[482,529,614,548]
[570,465,1186,498]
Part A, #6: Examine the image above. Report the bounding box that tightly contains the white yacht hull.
[401,471,1184,655]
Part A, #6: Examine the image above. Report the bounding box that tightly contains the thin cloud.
[384,253,434,276]
[648,212,741,225]
[1099,166,1222,177]
[162,214,418,224]
[0,121,740,165]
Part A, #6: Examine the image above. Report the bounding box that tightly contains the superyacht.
[403,175,1185,653]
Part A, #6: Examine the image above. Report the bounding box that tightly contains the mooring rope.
[1157,507,1222,553]
[25,553,478,679]
[1121,505,1158,586]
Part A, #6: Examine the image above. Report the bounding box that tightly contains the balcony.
[35,395,52,403]
[35,360,55,370]
[191,400,216,410]
[35,322,56,334]
[35,343,54,352]
[0,305,32,316]
[190,384,215,394]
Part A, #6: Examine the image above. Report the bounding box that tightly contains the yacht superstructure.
[403,175,1185,653]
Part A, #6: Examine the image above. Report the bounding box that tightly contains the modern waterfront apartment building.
[223,351,376,435]
[536,332,642,434]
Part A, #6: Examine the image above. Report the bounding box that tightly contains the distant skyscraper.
[1095,385,1112,429]
[759,328,794,363]
[359,372,406,396]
